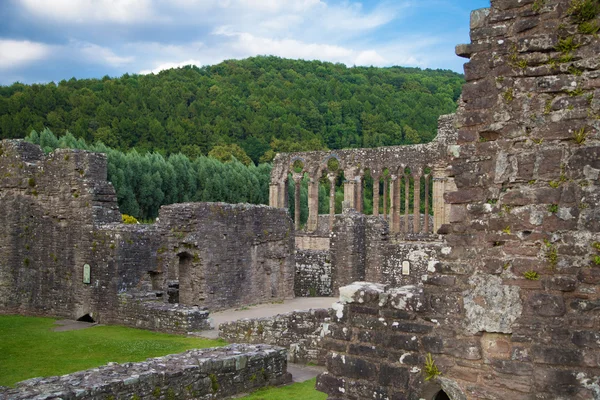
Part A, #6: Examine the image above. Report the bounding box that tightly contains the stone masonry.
[0,344,291,400]
[0,140,295,331]
[219,308,333,365]
[315,0,600,399]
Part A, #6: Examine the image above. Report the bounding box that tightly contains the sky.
[0,0,490,85]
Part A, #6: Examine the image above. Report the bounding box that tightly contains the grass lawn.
[0,315,226,387]
[240,378,326,400]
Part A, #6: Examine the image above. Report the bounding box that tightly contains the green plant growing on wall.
[424,353,441,381]
[503,88,515,103]
[523,270,541,280]
[209,374,219,393]
[548,204,559,213]
[532,0,546,12]
[502,226,512,234]
[568,0,600,23]
[544,239,558,269]
[555,36,581,53]
[573,127,588,144]
[592,242,600,251]
[579,19,600,33]
[593,255,600,265]
[508,44,528,69]
[28,177,36,187]
[122,214,139,224]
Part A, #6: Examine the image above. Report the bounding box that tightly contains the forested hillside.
[1,56,463,163]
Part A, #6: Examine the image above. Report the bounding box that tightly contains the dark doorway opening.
[434,390,450,400]
[77,314,95,323]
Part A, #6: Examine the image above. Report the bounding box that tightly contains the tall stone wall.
[317,0,600,398]
[156,203,295,311]
[0,140,121,319]
[0,141,295,330]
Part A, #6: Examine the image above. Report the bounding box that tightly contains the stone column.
[432,168,447,233]
[372,173,380,216]
[393,175,402,233]
[413,169,422,234]
[424,173,430,233]
[269,183,279,207]
[404,172,410,233]
[269,180,288,208]
[307,173,320,232]
[293,173,302,231]
[343,169,356,211]
[354,171,364,214]
[328,173,336,230]
[383,175,389,221]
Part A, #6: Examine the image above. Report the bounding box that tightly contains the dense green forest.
[26,129,272,220]
[2,56,463,163]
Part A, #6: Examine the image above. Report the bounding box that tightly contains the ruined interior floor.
[197,297,335,339]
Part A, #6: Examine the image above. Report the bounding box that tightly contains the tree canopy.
[1,56,463,163]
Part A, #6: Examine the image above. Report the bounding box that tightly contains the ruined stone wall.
[0,140,121,319]
[318,0,600,398]
[295,249,332,297]
[316,283,476,400]
[0,344,291,400]
[219,309,333,364]
[0,141,293,331]
[156,203,295,311]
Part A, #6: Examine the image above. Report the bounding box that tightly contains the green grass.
[240,378,326,400]
[0,315,226,387]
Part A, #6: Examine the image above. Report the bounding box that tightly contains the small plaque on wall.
[83,264,91,284]
[402,261,410,276]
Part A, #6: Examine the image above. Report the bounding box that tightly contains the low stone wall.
[295,250,332,297]
[219,309,333,365]
[0,344,291,400]
[112,299,211,334]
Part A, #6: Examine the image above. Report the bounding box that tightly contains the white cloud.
[139,59,202,74]
[77,42,135,66]
[0,40,51,69]
[17,0,155,23]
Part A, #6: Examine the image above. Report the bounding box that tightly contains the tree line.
[3,56,463,163]
[26,129,271,220]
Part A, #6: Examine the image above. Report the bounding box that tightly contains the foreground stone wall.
[317,0,600,398]
[0,344,291,400]
[219,309,333,364]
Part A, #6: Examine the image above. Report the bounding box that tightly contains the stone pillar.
[293,173,302,231]
[269,183,279,207]
[432,168,447,233]
[328,173,336,230]
[343,169,356,211]
[424,173,430,233]
[413,169,421,234]
[372,173,380,216]
[404,172,410,233]
[391,175,401,233]
[269,180,288,208]
[383,175,389,221]
[354,171,364,214]
[307,173,320,232]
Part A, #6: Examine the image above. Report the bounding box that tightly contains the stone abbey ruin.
[2,0,600,398]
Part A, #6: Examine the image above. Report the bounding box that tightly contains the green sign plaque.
[83,264,91,284]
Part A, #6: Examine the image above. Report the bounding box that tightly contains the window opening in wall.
[77,314,95,323]
[177,252,193,305]
[434,390,450,400]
